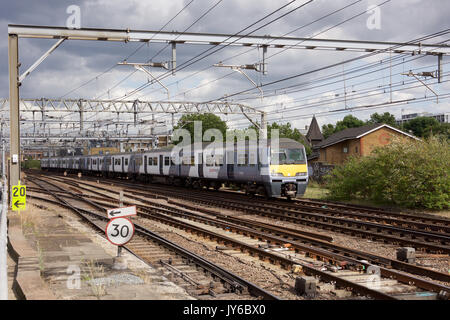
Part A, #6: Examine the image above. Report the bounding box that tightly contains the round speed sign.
[105,217,135,246]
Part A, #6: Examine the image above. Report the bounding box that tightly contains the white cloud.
[1,0,449,136]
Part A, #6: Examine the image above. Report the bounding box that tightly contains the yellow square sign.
[11,184,26,211]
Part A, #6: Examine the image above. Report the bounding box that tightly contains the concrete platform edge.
[7,215,56,300]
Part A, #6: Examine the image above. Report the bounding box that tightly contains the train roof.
[44,138,305,159]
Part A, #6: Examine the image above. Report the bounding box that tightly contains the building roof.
[307,150,320,160]
[306,116,324,143]
[316,123,417,149]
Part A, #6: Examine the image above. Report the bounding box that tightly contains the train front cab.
[266,140,308,199]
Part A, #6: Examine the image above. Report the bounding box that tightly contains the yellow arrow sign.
[11,184,26,211]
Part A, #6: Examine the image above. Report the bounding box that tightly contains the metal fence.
[308,162,335,183]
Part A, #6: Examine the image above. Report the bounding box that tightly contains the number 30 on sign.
[105,217,135,246]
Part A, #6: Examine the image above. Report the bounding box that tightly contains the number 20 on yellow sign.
[11,182,26,211]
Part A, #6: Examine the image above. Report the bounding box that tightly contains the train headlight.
[295,172,307,176]
[271,171,284,177]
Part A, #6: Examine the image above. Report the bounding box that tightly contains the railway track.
[34,170,450,230]
[39,172,450,254]
[31,173,450,281]
[25,172,450,300]
[27,177,279,300]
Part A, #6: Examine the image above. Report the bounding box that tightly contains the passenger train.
[41,138,309,199]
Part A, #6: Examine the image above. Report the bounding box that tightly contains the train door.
[122,157,124,173]
[144,155,148,174]
[198,152,203,178]
[227,151,234,179]
[159,155,163,175]
[178,150,182,176]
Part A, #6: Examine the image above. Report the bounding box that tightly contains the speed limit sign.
[105,217,135,246]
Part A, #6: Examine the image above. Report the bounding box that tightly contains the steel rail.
[114,186,450,252]
[27,175,450,299]
[27,179,280,300]
[129,196,450,284]
[298,198,450,226]
[28,173,450,282]
[39,172,450,249]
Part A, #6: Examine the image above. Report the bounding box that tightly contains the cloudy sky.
[1,0,449,136]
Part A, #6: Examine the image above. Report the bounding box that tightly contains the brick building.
[311,123,417,165]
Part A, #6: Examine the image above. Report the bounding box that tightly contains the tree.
[368,112,397,127]
[403,116,440,138]
[335,115,366,131]
[431,122,450,140]
[242,122,312,155]
[268,122,312,155]
[322,115,365,139]
[173,113,228,144]
[326,137,450,209]
[322,123,335,139]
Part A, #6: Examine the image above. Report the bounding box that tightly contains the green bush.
[325,136,450,210]
[21,159,41,170]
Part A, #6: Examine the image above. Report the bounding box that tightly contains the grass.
[81,259,107,299]
[133,269,152,284]
[304,181,329,200]
[36,240,45,272]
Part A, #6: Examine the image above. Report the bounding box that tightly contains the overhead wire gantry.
[7,24,450,189]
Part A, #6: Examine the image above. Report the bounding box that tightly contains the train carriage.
[41,138,308,199]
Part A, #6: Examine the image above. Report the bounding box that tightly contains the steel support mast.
[8,34,19,190]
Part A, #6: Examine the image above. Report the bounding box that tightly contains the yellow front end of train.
[269,144,309,198]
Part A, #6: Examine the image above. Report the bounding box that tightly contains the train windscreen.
[271,148,306,165]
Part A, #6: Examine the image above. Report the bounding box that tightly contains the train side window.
[206,155,213,167]
[237,154,246,166]
[125,158,129,166]
[148,157,153,166]
[216,155,224,166]
[164,156,170,166]
[249,153,256,167]
[153,157,158,166]
[190,156,195,166]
